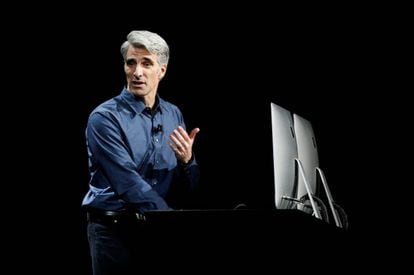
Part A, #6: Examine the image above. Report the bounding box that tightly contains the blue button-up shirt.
[82,88,199,212]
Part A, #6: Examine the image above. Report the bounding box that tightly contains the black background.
[3,4,408,273]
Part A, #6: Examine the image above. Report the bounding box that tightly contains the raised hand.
[169,126,200,164]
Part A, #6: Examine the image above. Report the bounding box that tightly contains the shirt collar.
[120,87,164,115]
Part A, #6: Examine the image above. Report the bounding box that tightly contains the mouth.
[131,80,145,88]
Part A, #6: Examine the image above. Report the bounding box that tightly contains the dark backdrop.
[4,5,405,273]
[75,14,381,220]
[75,19,364,274]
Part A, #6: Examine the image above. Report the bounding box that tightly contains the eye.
[126,59,136,66]
[142,62,152,67]
[142,59,153,67]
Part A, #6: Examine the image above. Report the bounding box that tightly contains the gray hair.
[120,30,169,66]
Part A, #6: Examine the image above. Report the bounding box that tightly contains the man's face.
[124,46,167,99]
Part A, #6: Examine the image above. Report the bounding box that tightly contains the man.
[82,30,200,275]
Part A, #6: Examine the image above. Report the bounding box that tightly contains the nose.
[134,65,143,78]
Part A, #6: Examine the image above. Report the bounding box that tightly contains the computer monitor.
[271,102,323,220]
[293,114,319,200]
[293,113,348,228]
[270,103,298,209]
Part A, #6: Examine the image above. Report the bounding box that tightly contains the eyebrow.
[126,56,155,62]
[141,57,155,63]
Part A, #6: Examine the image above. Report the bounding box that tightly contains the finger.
[170,135,185,152]
[172,129,189,147]
[177,126,190,142]
[189,128,200,140]
[168,142,178,152]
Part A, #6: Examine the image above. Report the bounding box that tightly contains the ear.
[159,64,167,80]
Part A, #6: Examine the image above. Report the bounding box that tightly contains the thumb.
[189,127,200,140]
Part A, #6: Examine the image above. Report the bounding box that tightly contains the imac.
[293,114,319,200]
[271,102,321,219]
[293,114,327,222]
[270,103,298,209]
[271,102,327,222]
[293,113,348,228]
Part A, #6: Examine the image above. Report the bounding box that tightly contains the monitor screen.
[270,103,297,208]
[293,113,319,199]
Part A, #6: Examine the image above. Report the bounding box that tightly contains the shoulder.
[88,95,125,125]
[90,90,134,117]
[92,95,124,114]
[159,98,182,115]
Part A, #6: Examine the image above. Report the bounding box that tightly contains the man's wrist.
[180,153,194,166]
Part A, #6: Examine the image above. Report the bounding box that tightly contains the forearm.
[120,186,170,211]
[179,157,200,191]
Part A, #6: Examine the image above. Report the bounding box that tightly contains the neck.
[131,92,156,108]
[146,95,159,110]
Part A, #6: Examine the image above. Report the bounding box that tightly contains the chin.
[129,88,147,96]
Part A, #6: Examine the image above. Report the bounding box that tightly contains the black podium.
[81,209,348,274]
[143,209,348,268]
